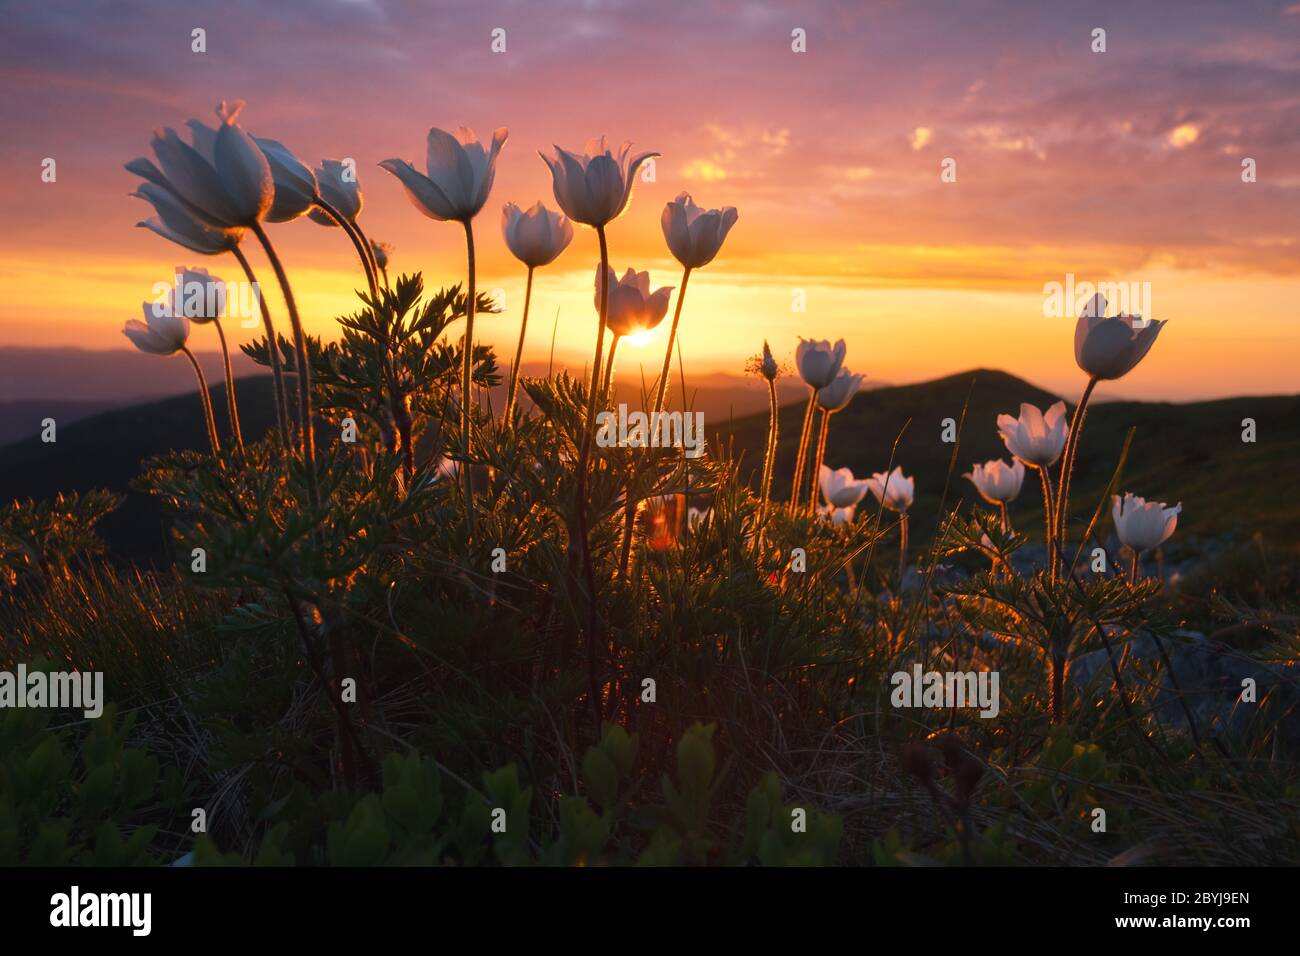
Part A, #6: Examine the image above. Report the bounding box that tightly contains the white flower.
[661,192,737,269]
[1075,293,1166,381]
[540,137,658,227]
[795,338,846,389]
[595,265,673,337]
[866,466,915,513]
[1112,493,1181,552]
[380,126,508,222]
[502,201,574,268]
[308,159,364,225]
[125,100,273,230]
[253,136,319,222]
[819,464,870,509]
[124,301,190,355]
[997,401,1068,468]
[820,503,857,526]
[168,267,226,324]
[964,458,1025,504]
[816,368,864,412]
[133,182,240,255]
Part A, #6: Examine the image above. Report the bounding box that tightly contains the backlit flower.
[819,465,870,509]
[124,302,190,355]
[816,368,865,412]
[1074,293,1166,380]
[595,265,673,338]
[965,458,1025,504]
[795,338,847,390]
[502,201,573,268]
[661,192,737,269]
[308,159,364,225]
[866,466,915,513]
[540,137,658,227]
[997,401,1068,468]
[380,126,507,222]
[1112,493,1181,552]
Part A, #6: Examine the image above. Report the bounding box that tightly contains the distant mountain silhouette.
[0,367,1295,566]
[714,368,1300,540]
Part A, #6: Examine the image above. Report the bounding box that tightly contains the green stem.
[1055,375,1099,550]
[602,333,621,398]
[1038,465,1056,581]
[808,408,830,516]
[652,266,691,416]
[211,318,243,453]
[231,244,289,444]
[505,265,534,425]
[790,389,818,510]
[315,198,378,301]
[461,218,477,537]
[180,346,220,456]
[251,221,319,515]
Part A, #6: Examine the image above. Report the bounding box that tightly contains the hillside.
[714,368,1300,542]
[1,368,1296,565]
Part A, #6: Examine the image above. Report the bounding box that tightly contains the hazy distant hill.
[715,368,1300,541]
[0,367,1295,566]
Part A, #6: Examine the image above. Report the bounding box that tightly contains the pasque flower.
[133,182,240,255]
[596,265,674,338]
[965,458,1025,505]
[819,465,870,509]
[502,201,573,268]
[540,137,658,227]
[502,202,573,423]
[795,338,847,389]
[125,100,273,230]
[253,136,319,222]
[132,176,287,445]
[804,368,864,514]
[308,159,364,224]
[661,192,738,269]
[124,301,190,355]
[816,369,864,413]
[1112,493,1181,553]
[652,193,737,418]
[382,124,508,527]
[380,126,508,223]
[997,401,1068,468]
[790,339,847,511]
[124,302,219,455]
[1075,293,1166,381]
[866,467,915,513]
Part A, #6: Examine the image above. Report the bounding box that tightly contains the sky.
[0,0,1297,401]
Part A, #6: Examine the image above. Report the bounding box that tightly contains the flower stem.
[210,318,244,453]
[573,224,611,733]
[461,218,477,537]
[1055,375,1099,550]
[251,221,319,515]
[898,512,910,586]
[652,265,691,417]
[315,198,378,301]
[1130,548,1143,584]
[602,333,621,398]
[505,265,534,424]
[790,389,818,510]
[1038,465,1056,580]
[231,244,289,444]
[757,377,778,541]
[808,408,830,516]
[180,346,220,456]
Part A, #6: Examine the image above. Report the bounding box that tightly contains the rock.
[1071,633,1299,747]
